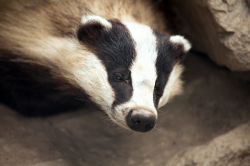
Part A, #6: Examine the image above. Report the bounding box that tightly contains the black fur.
[0,51,95,116]
[77,19,136,107]
[154,32,186,107]
[154,33,173,107]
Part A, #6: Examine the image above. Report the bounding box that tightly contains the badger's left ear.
[169,35,191,62]
[77,15,112,43]
[81,15,112,28]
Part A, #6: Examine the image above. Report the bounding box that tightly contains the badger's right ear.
[77,15,112,42]
[168,35,191,62]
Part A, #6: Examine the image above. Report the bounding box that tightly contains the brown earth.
[0,54,250,166]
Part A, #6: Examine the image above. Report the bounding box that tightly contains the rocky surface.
[0,54,250,166]
[167,122,250,166]
[166,0,250,71]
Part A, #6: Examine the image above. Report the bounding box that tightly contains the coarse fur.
[0,0,191,131]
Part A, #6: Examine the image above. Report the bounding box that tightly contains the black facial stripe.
[78,20,136,107]
[154,32,175,107]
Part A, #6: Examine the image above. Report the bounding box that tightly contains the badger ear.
[169,35,191,61]
[81,15,112,28]
[77,15,112,42]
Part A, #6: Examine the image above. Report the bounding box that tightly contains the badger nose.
[126,109,156,132]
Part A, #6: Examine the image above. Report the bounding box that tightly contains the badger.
[0,0,191,132]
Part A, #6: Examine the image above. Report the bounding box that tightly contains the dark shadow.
[0,50,98,117]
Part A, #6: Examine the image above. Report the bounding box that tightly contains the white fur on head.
[81,15,112,29]
[158,64,183,108]
[72,51,115,112]
[169,35,191,52]
[113,22,158,120]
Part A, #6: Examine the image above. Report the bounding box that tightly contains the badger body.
[0,0,191,132]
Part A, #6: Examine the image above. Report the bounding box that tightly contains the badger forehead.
[78,19,161,72]
[122,21,159,70]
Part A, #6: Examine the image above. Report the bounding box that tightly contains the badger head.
[75,15,191,132]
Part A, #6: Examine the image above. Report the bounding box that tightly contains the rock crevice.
[167,0,250,71]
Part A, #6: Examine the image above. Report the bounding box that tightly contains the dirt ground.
[0,54,250,166]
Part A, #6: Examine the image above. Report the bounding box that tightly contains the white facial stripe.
[122,22,158,114]
[158,64,183,108]
[72,51,115,112]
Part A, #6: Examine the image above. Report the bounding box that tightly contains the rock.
[167,0,250,71]
[166,122,250,166]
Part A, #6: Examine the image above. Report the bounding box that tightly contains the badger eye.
[112,71,131,83]
[112,72,124,82]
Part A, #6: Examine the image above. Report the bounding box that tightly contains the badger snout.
[126,109,156,132]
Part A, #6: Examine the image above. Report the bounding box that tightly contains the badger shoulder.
[0,0,167,67]
[0,0,166,48]
[0,0,168,85]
